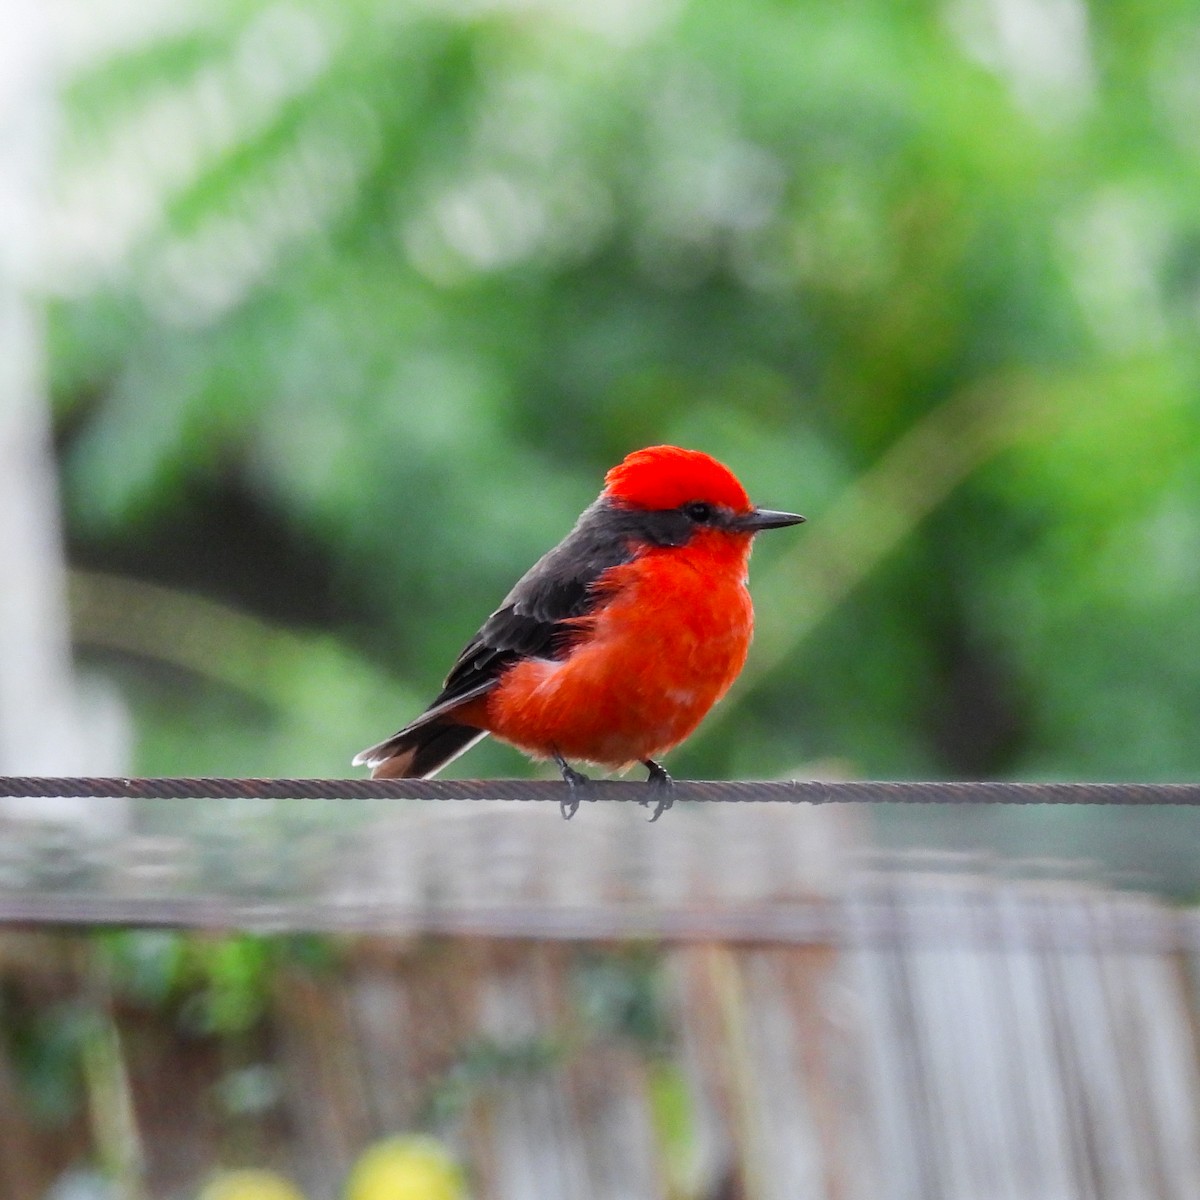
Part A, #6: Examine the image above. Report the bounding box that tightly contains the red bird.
[354,445,804,819]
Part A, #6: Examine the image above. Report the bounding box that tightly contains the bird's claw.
[554,752,591,820]
[641,760,675,822]
[560,776,586,820]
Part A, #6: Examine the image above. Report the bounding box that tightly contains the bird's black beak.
[735,508,806,532]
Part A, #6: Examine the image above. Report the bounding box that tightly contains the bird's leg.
[640,758,675,822]
[552,750,590,820]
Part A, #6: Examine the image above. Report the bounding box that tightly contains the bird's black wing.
[434,568,604,708]
[427,498,645,712]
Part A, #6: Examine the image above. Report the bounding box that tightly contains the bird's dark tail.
[353,721,487,779]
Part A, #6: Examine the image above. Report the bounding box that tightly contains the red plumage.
[602,445,752,514]
[354,445,804,818]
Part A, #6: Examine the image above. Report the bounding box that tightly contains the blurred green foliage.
[47,0,1200,783]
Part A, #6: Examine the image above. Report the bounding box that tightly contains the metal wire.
[1,776,1199,804]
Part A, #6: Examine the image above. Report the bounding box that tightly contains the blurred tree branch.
[69,570,418,775]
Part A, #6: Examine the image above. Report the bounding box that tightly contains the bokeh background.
[6,0,1200,1195]
[16,0,1200,787]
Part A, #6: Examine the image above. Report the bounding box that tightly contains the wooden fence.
[2,795,1200,1199]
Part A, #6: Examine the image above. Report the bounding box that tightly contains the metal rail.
[0,894,1194,950]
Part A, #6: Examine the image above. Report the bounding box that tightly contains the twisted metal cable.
[1,777,1199,804]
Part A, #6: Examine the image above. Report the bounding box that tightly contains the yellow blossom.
[345,1136,465,1200]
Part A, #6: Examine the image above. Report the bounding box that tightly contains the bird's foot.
[553,751,591,820]
[640,759,675,822]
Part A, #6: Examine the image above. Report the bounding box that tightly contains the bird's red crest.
[603,446,751,513]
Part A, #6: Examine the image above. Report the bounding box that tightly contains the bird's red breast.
[459,527,755,767]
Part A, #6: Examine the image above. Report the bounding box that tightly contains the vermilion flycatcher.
[354,445,804,819]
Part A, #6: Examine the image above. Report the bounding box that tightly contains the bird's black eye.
[683,501,716,523]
